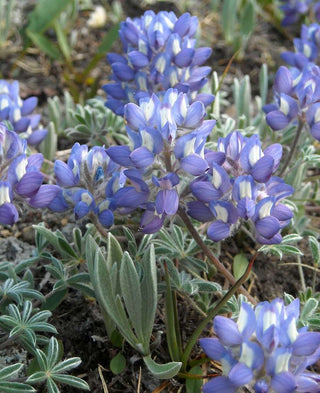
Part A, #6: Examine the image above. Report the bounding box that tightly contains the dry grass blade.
[98,364,109,393]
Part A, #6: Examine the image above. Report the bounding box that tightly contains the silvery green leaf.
[258,244,283,259]
[165,260,180,287]
[140,245,157,345]
[0,381,35,392]
[309,236,320,265]
[93,246,138,347]
[259,63,268,105]
[282,234,303,243]
[278,245,303,256]
[284,292,295,305]
[240,0,255,37]
[47,336,60,369]
[0,363,23,380]
[222,0,237,43]
[27,371,47,383]
[143,355,181,379]
[193,280,222,292]
[301,298,318,321]
[211,71,220,117]
[52,357,82,373]
[52,374,89,390]
[107,232,123,271]
[47,378,59,393]
[119,252,143,342]
[39,121,57,161]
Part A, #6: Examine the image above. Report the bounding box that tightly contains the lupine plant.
[103,10,214,115]
[1,3,320,393]
[0,123,60,225]
[0,81,47,145]
[278,0,320,26]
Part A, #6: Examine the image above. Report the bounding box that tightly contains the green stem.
[279,119,304,177]
[297,254,306,292]
[180,252,259,372]
[178,206,256,304]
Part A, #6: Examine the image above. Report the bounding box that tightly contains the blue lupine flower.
[282,24,320,69]
[200,298,320,393]
[0,123,59,225]
[106,89,216,232]
[50,143,149,227]
[0,80,47,145]
[264,64,320,141]
[103,11,214,115]
[188,131,293,244]
[278,0,320,26]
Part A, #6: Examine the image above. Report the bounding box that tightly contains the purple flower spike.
[189,129,293,244]
[200,298,320,393]
[104,11,214,112]
[0,80,47,145]
[0,123,56,224]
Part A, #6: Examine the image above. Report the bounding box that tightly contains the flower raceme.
[187,131,294,244]
[281,23,320,69]
[264,64,320,141]
[103,10,214,115]
[0,123,59,225]
[50,143,149,227]
[106,89,216,232]
[0,80,47,145]
[200,298,320,393]
[278,0,320,26]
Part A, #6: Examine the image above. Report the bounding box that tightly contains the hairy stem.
[180,252,259,372]
[178,206,256,304]
[279,119,304,177]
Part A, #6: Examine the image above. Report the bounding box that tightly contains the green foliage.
[233,254,249,280]
[220,0,256,57]
[258,234,304,259]
[65,98,126,146]
[86,233,182,378]
[0,300,57,347]
[0,364,35,393]
[110,352,126,375]
[284,288,320,330]
[27,337,89,392]
[186,365,203,393]
[153,225,211,274]
[0,0,15,46]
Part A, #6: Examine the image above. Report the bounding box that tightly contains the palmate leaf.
[27,337,89,392]
[0,301,57,346]
[0,279,44,305]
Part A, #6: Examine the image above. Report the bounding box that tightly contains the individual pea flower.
[0,80,47,145]
[282,24,320,69]
[0,123,60,225]
[106,89,216,232]
[264,64,320,141]
[199,298,320,393]
[188,131,294,243]
[103,10,214,115]
[278,0,320,26]
[50,143,149,228]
